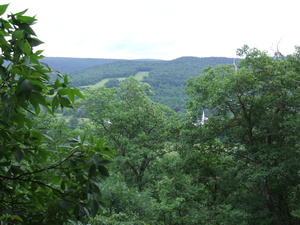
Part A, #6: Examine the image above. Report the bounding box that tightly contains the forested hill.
[43,56,237,111]
[41,57,120,73]
[67,56,235,87]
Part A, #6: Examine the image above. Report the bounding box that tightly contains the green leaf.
[28,37,43,47]
[30,79,47,91]
[98,201,107,211]
[71,88,85,99]
[0,66,7,80]
[98,165,109,177]
[0,215,23,222]
[0,36,10,50]
[15,8,28,16]
[23,40,31,55]
[29,91,46,109]
[18,15,36,24]
[68,91,75,103]
[58,96,72,108]
[57,88,70,95]
[63,75,69,84]
[52,95,59,111]
[91,199,99,217]
[16,39,31,55]
[0,4,9,16]
[12,30,24,40]
[20,79,32,99]
[96,138,105,149]
[88,164,97,179]
[54,78,61,89]
[14,150,24,163]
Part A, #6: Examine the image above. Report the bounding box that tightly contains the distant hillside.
[42,56,237,111]
[70,60,163,86]
[66,56,237,111]
[41,57,120,73]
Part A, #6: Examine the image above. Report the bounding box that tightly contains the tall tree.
[85,78,176,191]
[186,46,300,224]
[0,4,112,224]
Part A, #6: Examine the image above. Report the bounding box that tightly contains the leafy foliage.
[85,78,177,191]
[185,45,300,224]
[0,4,112,224]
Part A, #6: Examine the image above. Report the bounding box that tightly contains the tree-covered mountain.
[41,57,120,73]
[45,56,237,111]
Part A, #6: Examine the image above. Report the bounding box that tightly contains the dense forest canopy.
[1,4,300,225]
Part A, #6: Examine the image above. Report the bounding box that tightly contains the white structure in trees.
[200,111,208,125]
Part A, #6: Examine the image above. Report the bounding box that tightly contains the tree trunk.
[260,181,284,225]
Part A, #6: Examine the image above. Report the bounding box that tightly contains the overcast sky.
[6,0,300,60]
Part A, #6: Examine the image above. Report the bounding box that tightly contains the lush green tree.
[87,172,156,224]
[186,45,300,224]
[0,5,112,224]
[104,78,120,88]
[85,78,177,191]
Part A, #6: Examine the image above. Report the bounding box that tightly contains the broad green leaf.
[9,67,22,75]
[98,201,107,211]
[54,78,61,89]
[68,91,75,103]
[98,165,109,177]
[29,91,46,107]
[64,75,69,84]
[20,79,32,99]
[12,30,24,40]
[14,149,24,163]
[30,79,47,91]
[88,164,97,179]
[57,88,70,95]
[91,199,99,217]
[0,36,10,50]
[28,37,43,47]
[51,95,59,111]
[58,96,72,108]
[50,176,61,185]
[96,138,105,149]
[90,183,101,196]
[0,4,9,16]
[35,49,44,55]
[14,8,28,16]
[18,15,36,24]
[0,66,6,80]
[23,40,31,55]
[71,88,85,99]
